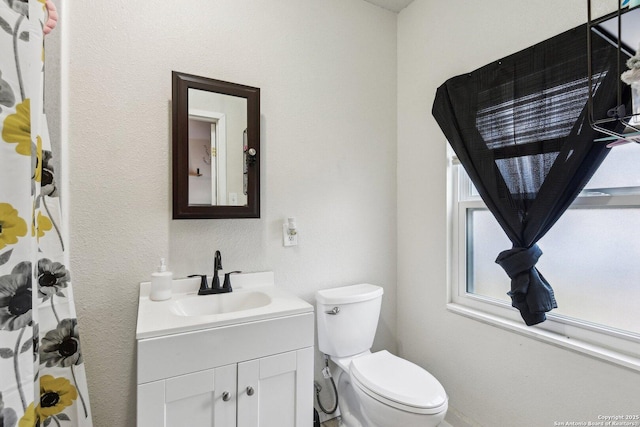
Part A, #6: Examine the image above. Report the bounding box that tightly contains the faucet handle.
[222,271,242,291]
[188,274,209,292]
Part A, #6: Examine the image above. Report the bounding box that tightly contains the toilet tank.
[315,284,383,358]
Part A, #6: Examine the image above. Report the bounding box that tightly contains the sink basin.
[170,291,271,316]
[136,271,314,339]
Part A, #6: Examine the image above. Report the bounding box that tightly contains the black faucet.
[190,251,240,296]
[188,274,211,295]
[223,270,242,292]
[212,250,223,290]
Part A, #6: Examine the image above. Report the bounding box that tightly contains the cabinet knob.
[246,386,255,396]
[222,391,231,402]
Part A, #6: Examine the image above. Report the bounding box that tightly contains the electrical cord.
[315,354,339,414]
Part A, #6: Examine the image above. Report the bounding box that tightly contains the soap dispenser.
[150,258,173,301]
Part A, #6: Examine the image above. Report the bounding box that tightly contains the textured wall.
[397,1,640,426]
[65,1,397,425]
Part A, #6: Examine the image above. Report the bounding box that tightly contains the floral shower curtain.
[0,1,92,426]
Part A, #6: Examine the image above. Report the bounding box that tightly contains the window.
[449,143,640,370]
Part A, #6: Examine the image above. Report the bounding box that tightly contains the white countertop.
[136,271,313,339]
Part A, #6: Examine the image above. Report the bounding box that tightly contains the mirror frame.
[172,71,260,219]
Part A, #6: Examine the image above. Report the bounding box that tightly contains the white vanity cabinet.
[137,347,313,427]
[237,348,313,427]
[138,363,237,427]
[136,274,315,427]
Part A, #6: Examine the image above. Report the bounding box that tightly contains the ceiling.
[362,0,414,13]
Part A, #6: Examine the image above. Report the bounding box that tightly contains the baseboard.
[317,408,340,424]
[318,406,476,427]
[444,405,482,427]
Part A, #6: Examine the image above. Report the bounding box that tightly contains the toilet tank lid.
[315,284,383,305]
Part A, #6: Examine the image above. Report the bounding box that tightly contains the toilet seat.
[349,350,447,415]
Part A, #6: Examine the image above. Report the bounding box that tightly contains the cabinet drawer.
[138,312,314,384]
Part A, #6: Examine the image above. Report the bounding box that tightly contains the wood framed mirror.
[172,71,260,219]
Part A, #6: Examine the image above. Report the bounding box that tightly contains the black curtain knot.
[495,245,542,279]
[495,245,557,326]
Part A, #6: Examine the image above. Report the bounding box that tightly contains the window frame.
[447,154,640,372]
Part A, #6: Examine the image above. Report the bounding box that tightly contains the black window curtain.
[432,24,629,326]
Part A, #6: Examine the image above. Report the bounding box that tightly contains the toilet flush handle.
[325,307,340,315]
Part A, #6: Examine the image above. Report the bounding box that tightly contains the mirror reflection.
[188,89,248,206]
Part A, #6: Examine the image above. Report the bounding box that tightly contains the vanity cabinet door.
[212,364,238,426]
[165,369,216,427]
[237,347,313,427]
[137,364,237,427]
[137,379,165,427]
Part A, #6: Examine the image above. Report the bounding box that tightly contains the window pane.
[465,144,640,197]
[467,208,640,334]
[466,209,511,302]
[585,143,640,189]
[470,182,479,197]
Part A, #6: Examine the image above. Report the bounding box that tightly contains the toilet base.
[334,368,366,427]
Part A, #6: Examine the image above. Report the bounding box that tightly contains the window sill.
[446,302,640,373]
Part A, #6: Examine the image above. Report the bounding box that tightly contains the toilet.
[315,284,448,427]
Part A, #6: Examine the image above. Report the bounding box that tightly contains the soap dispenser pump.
[150,258,173,301]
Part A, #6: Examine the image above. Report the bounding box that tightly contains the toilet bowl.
[315,284,448,427]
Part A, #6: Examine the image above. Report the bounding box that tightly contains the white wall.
[397,1,640,426]
[65,1,397,425]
